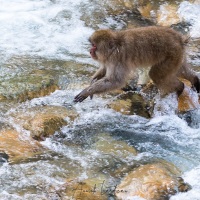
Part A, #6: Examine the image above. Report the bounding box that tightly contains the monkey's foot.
[178,85,199,112]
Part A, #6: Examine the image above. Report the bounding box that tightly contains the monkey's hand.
[74,87,91,103]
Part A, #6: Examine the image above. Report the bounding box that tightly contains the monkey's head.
[89,29,117,63]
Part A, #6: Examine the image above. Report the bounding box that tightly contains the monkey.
[74,26,200,103]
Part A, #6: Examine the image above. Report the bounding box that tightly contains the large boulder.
[115,161,190,200]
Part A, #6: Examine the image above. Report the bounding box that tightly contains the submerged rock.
[0,129,44,163]
[93,133,137,158]
[115,160,191,200]
[63,175,108,200]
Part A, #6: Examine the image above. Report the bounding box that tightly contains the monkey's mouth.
[91,55,98,60]
[90,52,98,60]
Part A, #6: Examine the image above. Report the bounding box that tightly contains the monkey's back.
[120,26,185,66]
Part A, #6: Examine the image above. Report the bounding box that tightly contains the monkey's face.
[90,43,98,60]
[89,30,116,63]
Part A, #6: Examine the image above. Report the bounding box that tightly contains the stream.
[0,0,200,199]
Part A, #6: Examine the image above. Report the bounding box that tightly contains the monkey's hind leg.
[149,61,184,97]
[177,61,200,93]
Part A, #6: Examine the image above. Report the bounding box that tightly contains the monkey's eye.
[92,44,97,48]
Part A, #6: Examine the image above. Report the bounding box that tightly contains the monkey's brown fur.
[74,26,200,102]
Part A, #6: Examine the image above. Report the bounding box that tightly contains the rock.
[26,115,67,140]
[10,105,78,140]
[24,106,78,140]
[108,77,199,117]
[115,160,191,200]
[178,78,200,112]
[138,3,154,19]
[108,92,153,118]
[81,0,154,30]
[0,70,59,102]
[157,4,180,26]
[0,129,44,163]
[138,1,181,26]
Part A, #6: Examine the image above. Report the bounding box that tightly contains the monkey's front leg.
[74,68,106,102]
[90,67,106,99]
[91,67,106,84]
[74,77,125,103]
[74,87,92,102]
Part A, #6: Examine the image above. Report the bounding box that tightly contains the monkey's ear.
[109,40,115,49]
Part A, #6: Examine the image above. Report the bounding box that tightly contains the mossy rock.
[0,70,59,102]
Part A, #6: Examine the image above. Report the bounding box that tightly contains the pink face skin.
[90,44,97,59]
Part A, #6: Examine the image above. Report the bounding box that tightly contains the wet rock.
[108,92,153,118]
[80,0,135,29]
[81,0,154,30]
[3,56,96,91]
[0,129,44,163]
[157,4,180,26]
[13,105,79,140]
[0,70,59,102]
[26,115,67,141]
[138,2,154,20]
[178,78,200,112]
[138,0,181,26]
[115,160,191,200]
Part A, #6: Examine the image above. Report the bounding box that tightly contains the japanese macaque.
[74,26,200,102]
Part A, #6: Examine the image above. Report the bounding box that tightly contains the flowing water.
[0,0,200,199]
